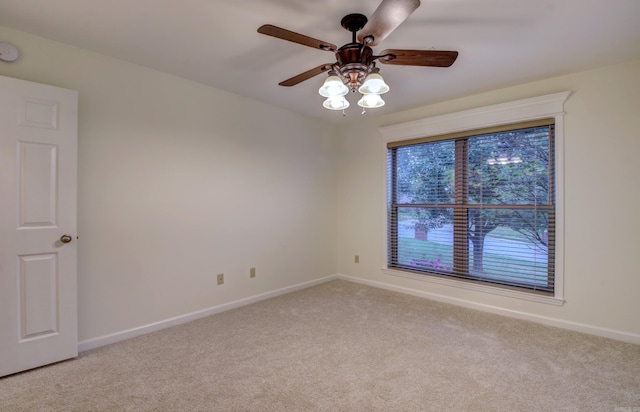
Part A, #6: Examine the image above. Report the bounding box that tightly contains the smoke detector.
[0,42,19,62]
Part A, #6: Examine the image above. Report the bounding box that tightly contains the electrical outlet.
[355,255,360,263]
[250,267,256,278]
[217,273,224,285]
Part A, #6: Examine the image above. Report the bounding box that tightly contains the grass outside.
[397,237,548,286]
[398,211,534,242]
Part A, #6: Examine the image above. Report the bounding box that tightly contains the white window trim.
[380,91,571,306]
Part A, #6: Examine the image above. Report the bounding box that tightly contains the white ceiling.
[1,0,639,123]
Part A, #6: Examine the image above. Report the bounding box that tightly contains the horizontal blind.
[387,121,555,294]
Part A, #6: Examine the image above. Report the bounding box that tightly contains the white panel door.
[0,75,78,377]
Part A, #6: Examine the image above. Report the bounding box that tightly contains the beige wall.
[336,59,640,341]
[0,26,339,342]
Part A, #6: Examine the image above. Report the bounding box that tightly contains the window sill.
[382,268,565,306]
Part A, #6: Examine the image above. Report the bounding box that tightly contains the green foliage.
[467,128,552,255]
[395,140,454,231]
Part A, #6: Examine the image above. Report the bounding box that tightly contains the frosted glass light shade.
[358,72,389,95]
[318,75,349,97]
[357,93,385,108]
[323,96,350,110]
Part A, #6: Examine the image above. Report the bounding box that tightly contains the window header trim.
[380,91,571,144]
[386,118,555,148]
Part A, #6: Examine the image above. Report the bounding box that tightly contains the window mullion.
[547,124,556,289]
[388,149,398,267]
[453,140,468,275]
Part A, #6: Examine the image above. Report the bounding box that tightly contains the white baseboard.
[337,274,640,345]
[79,273,639,352]
[78,275,338,352]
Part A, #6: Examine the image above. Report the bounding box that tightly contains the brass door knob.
[60,234,73,244]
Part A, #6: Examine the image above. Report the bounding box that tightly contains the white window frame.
[380,92,570,306]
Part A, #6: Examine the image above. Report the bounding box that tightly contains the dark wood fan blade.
[378,49,458,67]
[357,0,421,46]
[258,25,337,52]
[279,64,334,87]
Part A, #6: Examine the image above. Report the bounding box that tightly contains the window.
[381,92,569,303]
[387,120,555,294]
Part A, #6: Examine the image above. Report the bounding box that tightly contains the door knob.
[60,234,73,244]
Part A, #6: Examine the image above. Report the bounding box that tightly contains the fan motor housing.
[336,43,375,91]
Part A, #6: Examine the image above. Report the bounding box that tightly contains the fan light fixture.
[318,75,349,98]
[357,93,385,108]
[323,96,350,110]
[358,70,389,95]
[319,68,388,112]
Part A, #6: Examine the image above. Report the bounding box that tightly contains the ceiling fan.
[257,0,458,111]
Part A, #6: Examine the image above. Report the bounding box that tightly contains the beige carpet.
[1,280,639,411]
